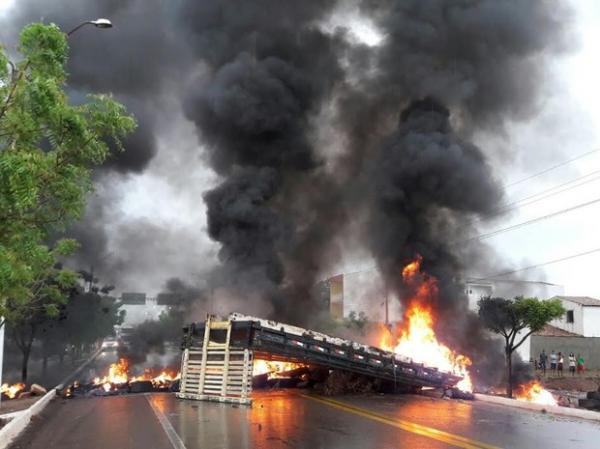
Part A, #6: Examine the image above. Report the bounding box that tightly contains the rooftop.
[554,296,600,307]
[533,324,582,337]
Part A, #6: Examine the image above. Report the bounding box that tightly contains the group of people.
[537,350,585,376]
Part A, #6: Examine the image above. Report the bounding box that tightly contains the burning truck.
[176,257,557,407]
[177,310,467,405]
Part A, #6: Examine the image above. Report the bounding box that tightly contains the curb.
[0,347,103,449]
[0,389,55,449]
[474,393,600,422]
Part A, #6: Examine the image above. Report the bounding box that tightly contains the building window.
[566,310,574,323]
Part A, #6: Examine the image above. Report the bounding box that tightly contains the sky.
[2,1,600,298]
[476,0,600,297]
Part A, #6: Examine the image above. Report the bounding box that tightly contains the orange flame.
[93,358,180,388]
[1,382,26,399]
[94,358,130,385]
[253,360,303,379]
[380,257,473,392]
[515,380,557,406]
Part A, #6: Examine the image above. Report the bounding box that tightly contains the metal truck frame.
[177,313,462,405]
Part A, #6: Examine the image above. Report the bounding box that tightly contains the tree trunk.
[42,354,48,373]
[21,344,32,382]
[14,324,36,383]
[506,349,513,398]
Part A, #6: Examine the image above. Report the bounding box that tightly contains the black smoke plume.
[340,0,571,385]
[181,1,346,321]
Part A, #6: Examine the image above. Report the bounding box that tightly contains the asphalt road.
[8,390,600,449]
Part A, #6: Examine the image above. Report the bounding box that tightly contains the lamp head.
[90,18,112,29]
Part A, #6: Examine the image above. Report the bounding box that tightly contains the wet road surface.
[9,390,600,449]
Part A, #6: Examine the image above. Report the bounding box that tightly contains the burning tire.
[578,398,600,410]
[129,380,154,393]
[585,391,600,400]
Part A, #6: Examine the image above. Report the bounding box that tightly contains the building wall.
[550,299,584,335]
[530,335,600,369]
[515,328,531,362]
[582,307,600,337]
[466,283,493,310]
[465,281,564,312]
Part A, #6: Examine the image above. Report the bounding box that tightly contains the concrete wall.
[550,299,584,335]
[530,335,600,369]
[582,307,600,337]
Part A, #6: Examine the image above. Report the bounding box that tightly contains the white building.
[549,296,600,337]
[464,279,565,361]
[466,279,564,310]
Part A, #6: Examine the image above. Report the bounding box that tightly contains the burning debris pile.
[65,358,180,397]
[252,360,313,389]
[1,382,47,401]
[1,383,26,400]
[515,380,557,406]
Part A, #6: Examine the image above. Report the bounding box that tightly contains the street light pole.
[67,18,113,37]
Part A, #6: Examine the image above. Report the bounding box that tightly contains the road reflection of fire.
[92,358,180,390]
[378,257,473,392]
[253,360,303,379]
[1,382,26,399]
[515,380,557,406]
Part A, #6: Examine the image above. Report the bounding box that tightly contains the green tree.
[6,261,77,381]
[11,273,124,381]
[478,296,565,397]
[0,23,135,328]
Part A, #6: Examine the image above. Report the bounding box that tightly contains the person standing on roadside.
[557,352,564,377]
[550,350,558,375]
[577,354,585,375]
[568,352,576,376]
[539,350,548,375]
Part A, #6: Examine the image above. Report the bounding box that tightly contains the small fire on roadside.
[515,380,557,406]
[1,382,26,399]
[92,358,180,391]
[253,360,304,379]
[378,257,473,392]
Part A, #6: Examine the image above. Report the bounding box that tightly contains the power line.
[461,195,600,244]
[505,148,600,188]
[470,169,600,224]
[471,247,600,281]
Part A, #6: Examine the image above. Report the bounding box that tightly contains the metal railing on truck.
[177,313,462,405]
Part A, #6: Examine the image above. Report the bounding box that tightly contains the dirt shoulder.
[540,370,600,392]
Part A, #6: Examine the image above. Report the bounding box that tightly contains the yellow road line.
[301,394,501,449]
